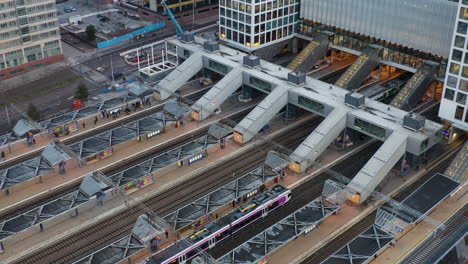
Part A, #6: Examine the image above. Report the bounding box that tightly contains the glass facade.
[440,0,468,130]
[219,0,299,51]
[299,0,458,58]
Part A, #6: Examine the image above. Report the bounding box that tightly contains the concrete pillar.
[149,0,157,11]
[378,64,382,80]
[291,38,299,54]
[242,85,252,99]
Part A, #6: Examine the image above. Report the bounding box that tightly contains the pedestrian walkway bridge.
[156,37,443,203]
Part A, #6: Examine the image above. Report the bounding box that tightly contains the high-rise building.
[218,0,299,51]
[0,0,63,80]
[439,0,468,131]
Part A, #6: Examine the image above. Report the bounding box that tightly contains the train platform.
[256,140,456,264]
[0,109,309,263]
[0,97,257,215]
[117,136,373,264]
[0,81,206,167]
[369,183,467,264]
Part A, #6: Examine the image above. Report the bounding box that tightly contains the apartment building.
[0,0,63,80]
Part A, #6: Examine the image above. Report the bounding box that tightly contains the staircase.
[445,140,468,183]
[335,46,380,90]
[390,61,438,111]
[287,41,319,71]
[287,34,329,73]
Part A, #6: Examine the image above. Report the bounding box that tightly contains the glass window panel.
[455,35,465,48]
[447,75,457,88]
[456,92,467,105]
[460,79,468,92]
[460,7,468,20]
[457,22,467,34]
[463,66,468,78]
[452,49,463,62]
[454,106,464,120]
[445,89,455,101]
[450,63,460,75]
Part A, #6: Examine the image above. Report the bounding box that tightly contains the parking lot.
[56,0,151,38]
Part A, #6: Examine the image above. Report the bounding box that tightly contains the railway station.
[0,0,467,263]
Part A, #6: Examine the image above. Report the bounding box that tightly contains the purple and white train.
[153,185,292,264]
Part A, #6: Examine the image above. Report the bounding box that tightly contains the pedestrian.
[94,117,98,125]
[179,116,184,125]
[232,200,235,208]
[216,214,219,219]
[83,122,86,129]
[165,231,169,239]
[1,151,5,161]
[32,137,36,145]
[106,113,110,119]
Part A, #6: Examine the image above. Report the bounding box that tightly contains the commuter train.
[154,185,292,264]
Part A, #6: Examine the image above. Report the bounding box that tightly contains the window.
[298,96,324,114]
[208,60,228,74]
[454,106,464,120]
[249,76,272,92]
[445,89,455,101]
[463,66,468,78]
[452,49,463,62]
[447,75,457,88]
[455,35,465,49]
[457,22,468,34]
[457,92,467,105]
[354,119,386,139]
[460,79,468,92]
[460,7,468,20]
[450,63,460,75]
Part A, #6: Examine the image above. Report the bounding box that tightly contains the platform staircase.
[390,61,438,111]
[287,34,329,73]
[335,46,381,90]
[445,140,468,183]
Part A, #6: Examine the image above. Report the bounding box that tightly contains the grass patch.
[1,75,83,107]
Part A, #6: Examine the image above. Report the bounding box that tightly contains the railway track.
[14,116,322,264]
[298,139,465,264]
[0,106,251,221]
[209,141,381,259]
[0,88,209,171]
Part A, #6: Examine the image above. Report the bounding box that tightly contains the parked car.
[112,72,123,79]
[64,7,72,13]
[99,16,110,22]
[96,66,105,72]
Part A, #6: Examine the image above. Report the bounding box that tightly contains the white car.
[96,66,105,72]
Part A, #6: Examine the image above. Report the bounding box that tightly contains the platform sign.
[246,189,258,199]
[257,257,267,264]
[303,224,318,236]
[67,123,78,133]
[146,129,161,139]
[188,153,204,164]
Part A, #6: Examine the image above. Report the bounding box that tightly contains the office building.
[0,0,63,80]
[218,0,299,51]
[439,0,468,131]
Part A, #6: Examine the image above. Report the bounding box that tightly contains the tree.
[27,103,40,121]
[75,83,89,101]
[86,25,96,41]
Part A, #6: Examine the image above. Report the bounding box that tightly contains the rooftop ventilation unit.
[203,40,220,52]
[345,92,365,108]
[243,55,260,68]
[288,71,306,85]
[403,112,426,131]
[180,32,195,43]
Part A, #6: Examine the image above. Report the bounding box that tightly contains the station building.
[0,0,63,80]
